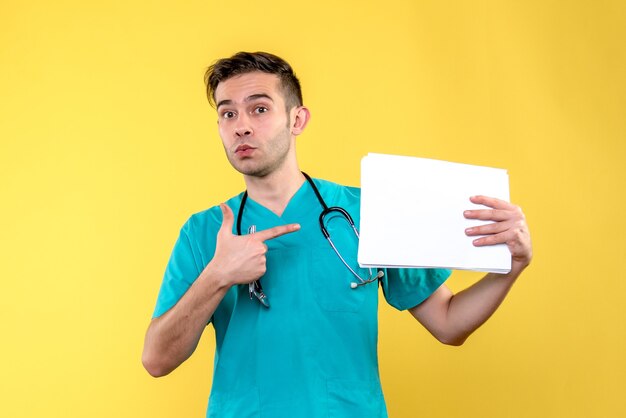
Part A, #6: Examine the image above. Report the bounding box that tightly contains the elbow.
[142,351,172,378]
[440,336,466,347]
[435,331,468,347]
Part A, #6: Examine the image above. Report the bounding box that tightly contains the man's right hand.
[208,203,300,287]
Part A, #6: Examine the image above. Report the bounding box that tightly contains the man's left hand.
[463,195,533,277]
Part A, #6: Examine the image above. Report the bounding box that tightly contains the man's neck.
[243,163,305,217]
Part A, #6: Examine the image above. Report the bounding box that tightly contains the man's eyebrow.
[245,93,274,103]
[216,99,232,110]
[216,94,274,110]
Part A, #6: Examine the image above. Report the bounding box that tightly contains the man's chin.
[231,162,271,178]
[226,151,288,178]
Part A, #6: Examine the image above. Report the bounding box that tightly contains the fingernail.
[464,211,470,216]
[465,228,473,234]
[293,224,301,230]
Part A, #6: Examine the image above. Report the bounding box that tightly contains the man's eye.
[254,106,268,114]
[222,111,235,119]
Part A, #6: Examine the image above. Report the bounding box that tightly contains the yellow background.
[1,1,625,417]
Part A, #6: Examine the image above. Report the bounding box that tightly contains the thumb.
[218,203,235,235]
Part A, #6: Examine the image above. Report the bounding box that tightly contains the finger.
[464,208,511,221]
[465,220,511,236]
[254,223,301,241]
[470,195,514,210]
[218,203,234,234]
[472,229,517,247]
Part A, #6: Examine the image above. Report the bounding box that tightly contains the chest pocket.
[310,214,376,312]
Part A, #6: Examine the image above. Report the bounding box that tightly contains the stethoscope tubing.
[236,172,382,295]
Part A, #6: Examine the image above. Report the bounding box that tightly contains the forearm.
[443,271,518,345]
[411,264,527,346]
[142,263,231,377]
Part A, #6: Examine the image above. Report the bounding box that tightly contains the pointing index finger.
[253,223,301,241]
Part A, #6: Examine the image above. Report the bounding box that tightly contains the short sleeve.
[152,218,202,318]
[381,268,452,311]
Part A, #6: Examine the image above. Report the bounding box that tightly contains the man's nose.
[234,115,253,137]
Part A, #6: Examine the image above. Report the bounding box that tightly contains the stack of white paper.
[357,153,511,273]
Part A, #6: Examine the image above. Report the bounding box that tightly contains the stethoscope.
[236,172,384,307]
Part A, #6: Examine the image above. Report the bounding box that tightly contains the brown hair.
[204,51,303,110]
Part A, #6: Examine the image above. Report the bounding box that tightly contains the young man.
[142,51,532,417]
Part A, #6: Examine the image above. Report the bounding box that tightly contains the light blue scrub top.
[153,178,451,418]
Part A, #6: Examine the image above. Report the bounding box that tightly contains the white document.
[358,153,511,273]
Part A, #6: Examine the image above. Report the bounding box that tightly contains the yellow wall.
[1,1,624,417]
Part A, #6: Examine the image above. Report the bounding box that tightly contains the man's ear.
[291,106,311,136]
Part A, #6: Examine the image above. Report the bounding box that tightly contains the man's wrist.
[201,261,233,291]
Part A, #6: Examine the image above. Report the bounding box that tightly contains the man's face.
[215,72,294,177]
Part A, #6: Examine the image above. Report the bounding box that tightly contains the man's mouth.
[235,144,256,156]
